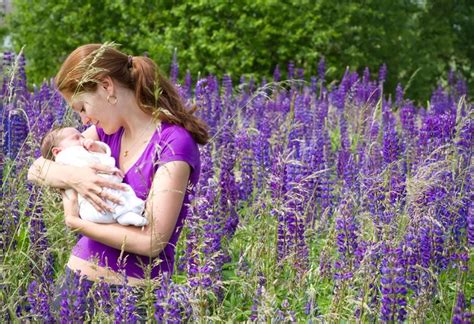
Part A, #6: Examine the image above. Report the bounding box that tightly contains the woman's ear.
[100,75,115,94]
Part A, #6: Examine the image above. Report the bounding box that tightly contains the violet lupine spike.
[223,74,233,96]
[379,247,408,322]
[332,69,350,111]
[14,52,30,102]
[183,70,192,100]
[59,270,91,323]
[196,144,214,195]
[468,194,474,247]
[399,102,417,163]
[273,64,281,83]
[178,195,199,274]
[382,110,401,165]
[249,275,266,322]
[193,78,208,125]
[1,52,14,97]
[170,49,179,84]
[452,292,473,324]
[4,109,29,164]
[114,277,138,324]
[395,83,404,107]
[235,129,254,201]
[154,274,168,321]
[333,197,359,280]
[218,123,239,240]
[287,61,295,80]
[27,280,54,322]
[93,278,112,315]
[455,77,468,100]
[378,63,387,84]
[318,57,326,84]
[280,159,309,272]
[430,85,450,115]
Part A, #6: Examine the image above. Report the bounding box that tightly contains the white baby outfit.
[56,142,147,226]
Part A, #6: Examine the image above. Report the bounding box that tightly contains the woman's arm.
[28,126,125,212]
[65,160,191,258]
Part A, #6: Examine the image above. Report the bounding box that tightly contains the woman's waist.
[71,236,175,279]
[67,255,147,286]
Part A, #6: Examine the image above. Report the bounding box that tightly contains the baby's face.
[57,127,85,149]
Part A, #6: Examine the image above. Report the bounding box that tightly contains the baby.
[40,127,148,227]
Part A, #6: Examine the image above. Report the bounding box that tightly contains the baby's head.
[40,127,84,160]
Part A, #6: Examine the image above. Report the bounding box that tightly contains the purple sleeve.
[158,126,200,175]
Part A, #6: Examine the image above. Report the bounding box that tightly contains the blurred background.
[0,0,473,103]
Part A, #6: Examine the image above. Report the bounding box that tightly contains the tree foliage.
[4,0,473,102]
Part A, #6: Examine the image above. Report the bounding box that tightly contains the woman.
[27,43,208,288]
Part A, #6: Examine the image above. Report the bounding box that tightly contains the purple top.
[71,122,200,278]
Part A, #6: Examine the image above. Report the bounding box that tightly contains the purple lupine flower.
[378,63,387,84]
[235,129,254,201]
[310,76,318,95]
[155,274,192,322]
[399,101,417,160]
[379,247,408,322]
[282,158,309,272]
[26,184,55,284]
[114,277,138,324]
[196,144,214,195]
[297,68,304,80]
[27,281,53,322]
[12,52,30,102]
[467,187,474,246]
[218,123,239,239]
[318,57,326,84]
[455,117,473,166]
[253,129,271,190]
[194,78,209,125]
[4,109,29,164]
[331,68,350,110]
[334,197,359,280]
[305,293,320,318]
[455,77,468,99]
[287,61,295,80]
[59,270,92,323]
[93,278,112,315]
[170,49,179,84]
[430,85,450,115]
[452,292,473,323]
[249,274,266,322]
[273,64,281,83]
[183,70,193,100]
[395,83,404,107]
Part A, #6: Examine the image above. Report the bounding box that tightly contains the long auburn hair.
[55,43,209,145]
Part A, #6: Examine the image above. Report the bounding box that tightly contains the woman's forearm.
[28,157,74,188]
[66,217,167,258]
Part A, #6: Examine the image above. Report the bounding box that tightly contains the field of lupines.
[0,50,473,323]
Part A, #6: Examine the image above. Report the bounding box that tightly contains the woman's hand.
[61,190,80,229]
[68,163,126,213]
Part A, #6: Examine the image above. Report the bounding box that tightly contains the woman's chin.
[102,126,121,135]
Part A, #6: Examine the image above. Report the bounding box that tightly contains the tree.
[4,0,473,102]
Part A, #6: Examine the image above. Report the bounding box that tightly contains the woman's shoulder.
[156,122,200,170]
[159,122,196,145]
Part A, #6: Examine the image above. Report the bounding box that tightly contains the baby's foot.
[116,212,148,226]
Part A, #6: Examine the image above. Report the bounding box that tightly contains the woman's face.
[67,86,120,134]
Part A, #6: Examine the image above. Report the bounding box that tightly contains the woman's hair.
[55,43,209,145]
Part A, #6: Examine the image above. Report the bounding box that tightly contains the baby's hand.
[83,139,106,153]
[111,167,125,178]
